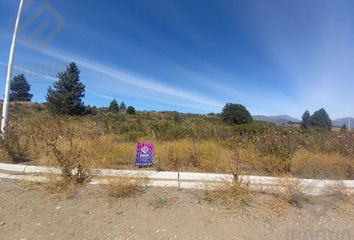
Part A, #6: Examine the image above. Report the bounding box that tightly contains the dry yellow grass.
[107,177,146,198]
[154,139,232,172]
[35,137,233,173]
[204,179,252,207]
[4,126,354,180]
[235,145,286,175]
[2,104,354,180]
[81,135,136,169]
[291,149,354,179]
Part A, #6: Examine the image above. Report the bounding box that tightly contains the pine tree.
[119,101,127,110]
[309,108,332,130]
[46,62,86,115]
[9,74,33,102]
[301,110,311,128]
[109,99,119,113]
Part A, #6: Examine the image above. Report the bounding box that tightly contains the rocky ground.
[0,179,353,240]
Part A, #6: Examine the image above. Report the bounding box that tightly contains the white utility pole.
[349,117,351,132]
[1,0,24,137]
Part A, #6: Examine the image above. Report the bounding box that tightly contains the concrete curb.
[1,163,353,195]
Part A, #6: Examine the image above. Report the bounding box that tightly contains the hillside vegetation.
[1,102,353,180]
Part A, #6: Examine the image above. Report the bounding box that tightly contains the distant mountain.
[253,115,300,125]
[332,117,354,127]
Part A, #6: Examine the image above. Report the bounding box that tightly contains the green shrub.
[1,122,32,163]
[36,118,87,181]
[126,106,136,115]
[222,103,252,125]
[232,127,301,173]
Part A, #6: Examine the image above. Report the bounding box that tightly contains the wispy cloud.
[86,89,113,100]
[40,47,224,111]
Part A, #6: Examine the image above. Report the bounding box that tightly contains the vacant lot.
[0,179,353,240]
[1,103,354,180]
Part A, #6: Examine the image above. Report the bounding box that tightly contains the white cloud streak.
[40,47,224,112]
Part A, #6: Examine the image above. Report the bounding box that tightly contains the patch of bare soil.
[0,179,353,240]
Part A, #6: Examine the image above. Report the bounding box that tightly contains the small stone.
[0,221,5,226]
[56,206,62,210]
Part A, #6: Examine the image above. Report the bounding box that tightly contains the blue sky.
[1,0,354,118]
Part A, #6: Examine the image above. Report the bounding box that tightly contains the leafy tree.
[109,99,119,113]
[221,103,253,125]
[119,101,126,110]
[341,124,347,132]
[126,106,136,115]
[9,74,33,102]
[309,108,332,130]
[46,62,86,115]
[301,110,311,129]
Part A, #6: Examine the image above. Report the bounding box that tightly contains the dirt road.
[0,179,353,240]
